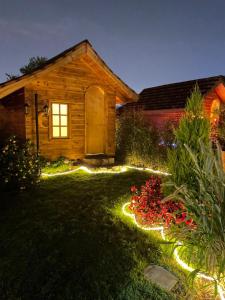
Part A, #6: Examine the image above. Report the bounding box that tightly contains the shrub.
[116,110,167,169]
[129,176,194,228]
[42,157,75,174]
[160,120,176,148]
[0,136,41,191]
[168,85,211,188]
[166,142,225,283]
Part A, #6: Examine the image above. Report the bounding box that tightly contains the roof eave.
[0,40,137,102]
[85,44,137,101]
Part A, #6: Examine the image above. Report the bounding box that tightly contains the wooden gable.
[0,40,138,102]
[0,40,138,160]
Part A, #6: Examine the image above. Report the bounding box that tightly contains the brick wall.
[141,93,219,130]
[143,108,184,129]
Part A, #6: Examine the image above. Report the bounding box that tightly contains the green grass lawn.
[42,161,76,174]
[0,170,188,300]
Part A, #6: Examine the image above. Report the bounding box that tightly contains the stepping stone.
[144,265,178,291]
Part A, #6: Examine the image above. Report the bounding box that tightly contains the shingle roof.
[123,75,225,111]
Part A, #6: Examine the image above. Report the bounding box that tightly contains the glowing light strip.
[42,166,128,177]
[122,202,225,300]
[126,166,170,176]
[42,165,170,177]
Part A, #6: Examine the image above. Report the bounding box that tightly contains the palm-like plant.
[166,142,225,284]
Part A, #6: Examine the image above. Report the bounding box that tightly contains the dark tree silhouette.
[5,56,48,81]
[5,73,19,81]
[20,56,47,74]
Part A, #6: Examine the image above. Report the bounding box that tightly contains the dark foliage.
[116,110,170,170]
[5,56,48,81]
[0,136,41,191]
[20,56,47,74]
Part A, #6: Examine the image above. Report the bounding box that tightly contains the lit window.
[52,103,68,138]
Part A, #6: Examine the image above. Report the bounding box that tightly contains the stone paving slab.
[144,265,178,291]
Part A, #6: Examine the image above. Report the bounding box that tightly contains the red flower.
[185,219,194,226]
[129,175,194,229]
[131,185,137,193]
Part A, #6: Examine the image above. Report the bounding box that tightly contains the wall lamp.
[24,103,30,114]
[43,104,49,115]
[24,102,49,115]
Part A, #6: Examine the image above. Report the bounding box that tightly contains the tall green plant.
[168,85,211,188]
[166,142,225,285]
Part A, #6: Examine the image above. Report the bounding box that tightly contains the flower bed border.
[122,202,225,300]
[42,165,170,177]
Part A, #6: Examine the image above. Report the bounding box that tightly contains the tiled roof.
[123,75,225,111]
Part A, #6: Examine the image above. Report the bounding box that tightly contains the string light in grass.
[42,165,170,177]
[122,202,225,300]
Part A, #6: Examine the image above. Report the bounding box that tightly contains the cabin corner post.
[34,93,39,155]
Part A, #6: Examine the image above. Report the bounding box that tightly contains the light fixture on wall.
[24,103,30,114]
[24,102,49,115]
[43,104,49,115]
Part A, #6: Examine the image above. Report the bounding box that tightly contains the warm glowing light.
[42,165,170,177]
[122,202,225,300]
[52,103,68,138]
[42,165,128,177]
[41,164,224,299]
[125,166,170,176]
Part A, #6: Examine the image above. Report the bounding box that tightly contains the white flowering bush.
[0,136,41,191]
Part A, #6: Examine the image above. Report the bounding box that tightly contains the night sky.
[1,0,225,92]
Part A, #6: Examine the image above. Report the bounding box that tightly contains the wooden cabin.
[121,75,225,129]
[0,40,138,163]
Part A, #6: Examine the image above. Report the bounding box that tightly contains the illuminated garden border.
[42,164,224,299]
[122,202,225,300]
[42,165,170,177]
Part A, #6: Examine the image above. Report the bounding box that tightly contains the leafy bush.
[161,121,176,148]
[166,142,225,283]
[0,136,41,191]
[42,157,75,174]
[129,176,194,228]
[168,85,211,188]
[116,110,168,169]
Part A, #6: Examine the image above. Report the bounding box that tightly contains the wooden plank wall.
[24,59,117,160]
[0,88,26,142]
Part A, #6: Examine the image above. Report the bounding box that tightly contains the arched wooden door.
[85,86,105,154]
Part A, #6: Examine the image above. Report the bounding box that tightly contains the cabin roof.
[139,75,225,110]
[0,40,137,101]
[122,75,225,111]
